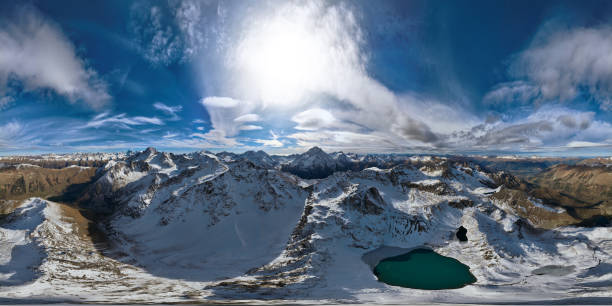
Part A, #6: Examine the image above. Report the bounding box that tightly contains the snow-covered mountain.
[102,152,307,281]
[0,152,126,169]
[280,146,354,179]
[212,157,609,302]
[0,148,610,304]
[236,150,278,168]
[276,148,417,179]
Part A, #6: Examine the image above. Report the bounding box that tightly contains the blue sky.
[1,0,612,155]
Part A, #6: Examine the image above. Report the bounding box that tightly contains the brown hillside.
[529,164,612,222]
[0,165,97,201]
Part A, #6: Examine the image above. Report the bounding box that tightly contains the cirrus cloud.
[84,112,164,129]
[153,101,182,120]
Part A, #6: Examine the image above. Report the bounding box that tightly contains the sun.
[233,4,339,107]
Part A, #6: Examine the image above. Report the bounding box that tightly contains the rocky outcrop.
[401,181,453,195]
[456,226,468,242]
[344,187,386,215]
[480,170,525,189]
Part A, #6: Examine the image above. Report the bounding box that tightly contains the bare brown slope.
[529,164,612,224]
[0,165,97,201]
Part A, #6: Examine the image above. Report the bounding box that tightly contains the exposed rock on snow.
[281,146,343,179]
[456,226,468,242]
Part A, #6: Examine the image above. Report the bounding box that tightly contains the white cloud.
[0,5,111,109]
[291,108,337,131]
[195,96,269,149]
[0,121,25,149]
[85,112,164,129]
[191,130,239,147]
[223,1,447,149]
[254,132,283,147]
[487,26,612,110]
[288,130,413,153]
[129,0,218,65]
[448,106,612,152]
[173,0,205,59]
[122,1,470,151]
[396,95,480,135]
[255,139,283,147]
[201,96,241,108]
[200,96,259,138]
[0,118,94,152]
[565,141,608,148]
[129,4,182,65]
[239,125,263,131]
[234,113,260,122]
[153,101,182,120]
[162,132,178,139]
[483,81,541,106]
[0,96,15,110]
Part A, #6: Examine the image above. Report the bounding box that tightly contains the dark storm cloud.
[393,118,439,143]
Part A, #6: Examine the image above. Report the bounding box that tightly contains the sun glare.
[234,6,334,107]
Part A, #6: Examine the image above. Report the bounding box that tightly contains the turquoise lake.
[373,248,477,290]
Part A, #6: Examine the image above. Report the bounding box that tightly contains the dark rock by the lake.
[456,226,468,242]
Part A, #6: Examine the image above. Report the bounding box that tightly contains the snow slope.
[0,198,48,286]
[107,158,309,281]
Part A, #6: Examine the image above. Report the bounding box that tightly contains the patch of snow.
[529,197,566,213]
[15,163,41,169]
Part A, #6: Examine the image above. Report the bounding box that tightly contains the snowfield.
[0,148,610,304]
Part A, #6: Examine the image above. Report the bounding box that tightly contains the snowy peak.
[143,146,157,154]
[282,147,341,179]
[331,151,353,166]
[304,146,326,155]
[237,150,277,168]
[130,147,159,162]
[79,148,227,214]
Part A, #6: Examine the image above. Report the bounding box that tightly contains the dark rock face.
[488,171,524,189]
[344,187,386,215]
[282,166,336,180]
[281,147,340,179]
[448,199,474,209]
[456,226,468,242]
[401,181,452,195]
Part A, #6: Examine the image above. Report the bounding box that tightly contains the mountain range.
[0,147,610,304]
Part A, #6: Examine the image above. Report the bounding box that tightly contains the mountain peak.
[305,146,326,155]
[143,147,158,154]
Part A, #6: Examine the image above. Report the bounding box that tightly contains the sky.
[1,0,612,156]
